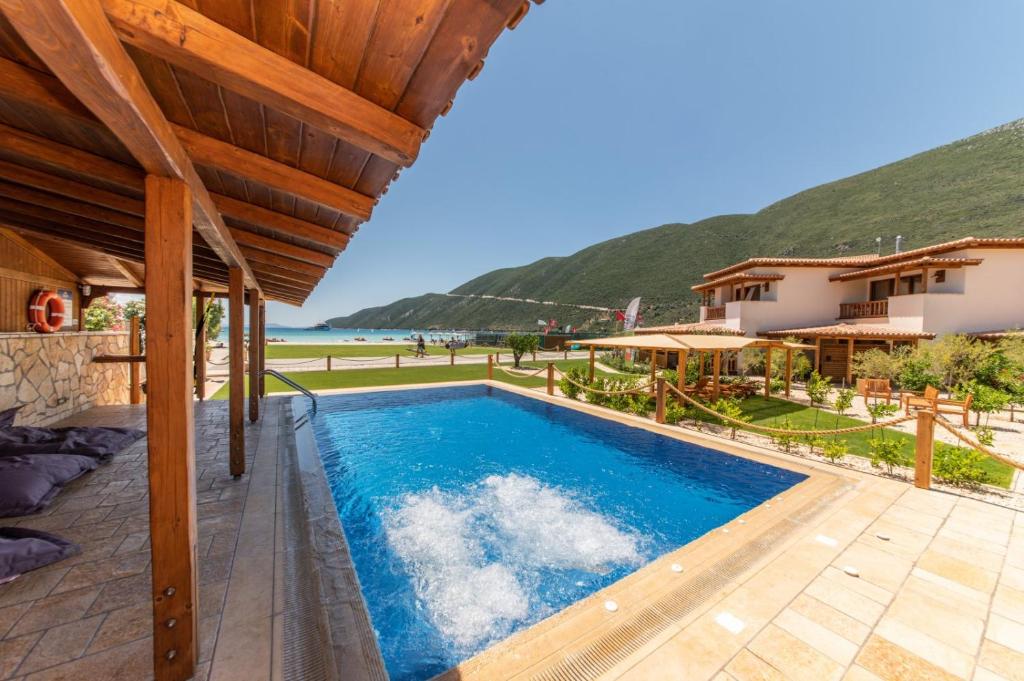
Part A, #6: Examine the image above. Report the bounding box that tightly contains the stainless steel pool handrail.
[262,369,317,413]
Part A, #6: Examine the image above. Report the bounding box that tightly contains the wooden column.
[228,267,244,477]
[547,363,555,395]
[677,350,688,395]
[764,346,772,399]
[487,354,493,380]
[247,292,259,423]
[784,348,793,398]
[193,292,207,400]
[143,176,198,681]
[698,351,705,382]
[649,350,657,392]
[712,350,721,401]
[921,268,928,293]
[129,315,141,404]
[846,338,855,386]
[258,300,266,397]
[588,346,595,382]
[326,356,332,371]
[395,353,400,369]
[655,377,666,424]
[914,410,935,490]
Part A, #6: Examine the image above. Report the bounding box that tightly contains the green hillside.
[329,119,1024,330]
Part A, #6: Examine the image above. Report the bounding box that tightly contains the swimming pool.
[306,385,806,680]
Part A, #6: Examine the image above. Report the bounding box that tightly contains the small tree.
[869,437,904,475]
[833,388,855,416]
[866,401,899,423]
[956,380,1010,427]
[505,333,539,368]
[770,416,799,453]
[896,345,942,392]
[932,334,993,393]
[851,347,900,381]
[805,371,833,407]
[823,439,848,463]
[712,398,749,439]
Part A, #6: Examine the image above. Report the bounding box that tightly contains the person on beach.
[416,334,426,357]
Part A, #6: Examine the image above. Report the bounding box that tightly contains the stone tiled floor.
[0,399,288,681]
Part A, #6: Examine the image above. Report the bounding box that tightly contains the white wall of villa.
[698,247,1024,337]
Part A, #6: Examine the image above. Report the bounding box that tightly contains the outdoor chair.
[902,385,973,427]
[856,378,892,406]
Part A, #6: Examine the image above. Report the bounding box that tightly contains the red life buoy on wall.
[28,290,65,333]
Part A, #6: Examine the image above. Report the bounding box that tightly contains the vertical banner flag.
[623,297,641,331]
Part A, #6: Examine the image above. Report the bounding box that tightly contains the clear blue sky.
[268,0,1024,326]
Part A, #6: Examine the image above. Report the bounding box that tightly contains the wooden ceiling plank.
[0,225,81,281]
[215,194,348,250]
[0,157,143,214]
[0,179,144,230]
[102,0,425,166]
[227,226,335,268]
[237,244,326,278]
[0,3,261,291]
[308,0,379,88]
[176,124,375,220]
[109,255,144,286]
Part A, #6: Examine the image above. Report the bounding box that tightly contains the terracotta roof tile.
[758,322,935,339]
[636,322,746,336]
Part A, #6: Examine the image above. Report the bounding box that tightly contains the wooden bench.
[857,378,892,406]
[902,385,974,427]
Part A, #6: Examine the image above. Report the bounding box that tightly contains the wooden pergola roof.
[0,0,539,305]
[578,334,813,351]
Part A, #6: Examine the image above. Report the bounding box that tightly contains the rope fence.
[550,366,655,396]
[935,414,1024,472]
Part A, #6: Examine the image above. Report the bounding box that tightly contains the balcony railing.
[704,305,726,321]
[839,300,888,319]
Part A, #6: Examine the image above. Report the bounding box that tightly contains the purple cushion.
[0,426,144,460]
[0,527,79,582]
[0,406,19,429]
[0,454,98,517]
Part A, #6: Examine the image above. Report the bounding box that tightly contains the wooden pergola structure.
[0,1,539,679]
[578,334,815,401]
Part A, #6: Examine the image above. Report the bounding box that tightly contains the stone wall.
[0,332,132,426]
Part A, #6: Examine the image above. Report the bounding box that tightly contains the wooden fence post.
[129,315,141,404]
[764,346,772,399]
[395,353,399,369]
[563,346,568,361]
[326,356,332,371]
[588,346,595,382]
[450,350,455,366]
[487,354,494,380]
[547,363,555,395]
[784,348,793,398]
[656,377,666,424]
[914,410,935,490]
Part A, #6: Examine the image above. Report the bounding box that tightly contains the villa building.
[642,237,1024,381]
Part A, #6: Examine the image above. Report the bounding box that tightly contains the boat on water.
[307,321,331,331]
[382,336,395,341]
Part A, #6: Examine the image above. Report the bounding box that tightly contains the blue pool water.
[309,385,805,680]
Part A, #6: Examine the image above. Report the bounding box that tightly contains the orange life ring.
[28,290,65,334]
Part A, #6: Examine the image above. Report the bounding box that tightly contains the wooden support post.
[814,337,822,373]
[650,349,657,393]
[914,410,935,490]
[677,350,688,403]
[712,350,721,401]
[143,175,198,681]
[532,350,536,362]
[247,293,258,423]
[487,354,494,380]
[129,315,141,404]
[656,377,666,424]
[193,292,206,400]
[563,346,568,361]
[326,356,332,371]
[450,350,455,366]
[921,268,928,294]
[395,353,399,369]
[547,362,555,395]
[764,346,772,399]
[784,348,793,398]
[257,300,265,398]
[588,346,595,382]
[698,351,705,382]
[846,338,855,387]
[228,267,244,477]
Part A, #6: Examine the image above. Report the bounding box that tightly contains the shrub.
[712,398,749,439]
[664,402,687,424]
[852,347,901,381]
[805,371,833,407]
[933,447,987,488]
[972,425,995,447]
[770,416,799,453]
[833,388,855,416]
[896,345,942,392]
[805,435,827,456]
[599,352,650,375]
[956,380,1010,427]
[866,402,900,424]
[769,377,786,394]
[558,367,588,400]
[869,437,905,475]
[823,439,848,463]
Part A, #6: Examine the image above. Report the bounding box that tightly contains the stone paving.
[0,399,287,681]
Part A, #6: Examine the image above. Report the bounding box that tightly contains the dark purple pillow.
[0,406,19,429]
[0,527,80,582]
[0,454,98,517]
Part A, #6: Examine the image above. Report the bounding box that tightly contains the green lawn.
[706,397,1013,488]
[211,359,599,398]
[263,343,518,360]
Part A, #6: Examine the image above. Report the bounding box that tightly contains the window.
[870,278,894,301]
[934,269,946,283]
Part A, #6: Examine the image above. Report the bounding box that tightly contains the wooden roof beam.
[101,0,424,167]
[0,5,260,290]
[0,132,351,253]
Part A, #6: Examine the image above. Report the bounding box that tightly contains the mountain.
[329,119,1024,330]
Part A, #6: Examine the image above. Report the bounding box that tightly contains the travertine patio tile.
[972,666,1013,681]
[855,634,961,681]
[940,527,1009,558]
[886,586,985,654]
[978,639,1024,681]
[21,637,151,681]
[833,541,914,593]
[723,648,785,680]
[0,632,43,678]
[803,574,886,626]
[875,617,975,679]
[985,614,1024,655]
[821,566,894,606]
[893,487,957,518]
[16,613,105,675]
[0,569,68,609]
[50,551,150,595]
[774,607,859,666]
[911,567,991,607]
[1000,565,1024,591]
[881,504,946,536]
[85,602,150,654]
[747,624,843,681]
[789,593,871,645]
[899,573,990,620]
[841,664,886,681]
[0,601,32,638]
[862,518,933,559]
[930,535,1006,572]
[917,550,998,595]
[992,583,1024,625]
